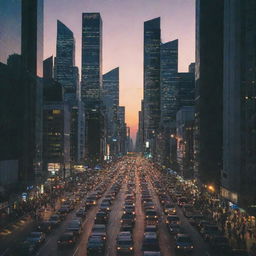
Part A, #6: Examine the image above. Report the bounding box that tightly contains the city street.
[0,156,225,256]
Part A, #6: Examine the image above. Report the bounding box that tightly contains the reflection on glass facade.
[81,13,102,110]
[81,13,103,159]
[144,17,161,140]
[55,20,77,102]
[0,0,21,64]
[103,68,119,155]
[160,40,178,128]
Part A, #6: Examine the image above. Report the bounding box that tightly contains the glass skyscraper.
[143,17,161,144]
[103,67,119,156]
[160,39,178,128]
[81,13,103,161]
[55,20,77,102]
[81,13,102,110]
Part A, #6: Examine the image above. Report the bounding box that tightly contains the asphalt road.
[1,157,215,256]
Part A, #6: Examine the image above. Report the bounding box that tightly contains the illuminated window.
[53,109,61,114]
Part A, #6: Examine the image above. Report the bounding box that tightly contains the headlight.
[117,247,121,250]
[177,245,180,248]
[129,247,133,250]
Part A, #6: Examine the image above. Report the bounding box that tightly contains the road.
[2,156,220,256]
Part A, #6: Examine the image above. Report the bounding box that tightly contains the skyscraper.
[143,17,161,155]
[0,0,44,187]
[195,0,224,189]
[81,13,103,162]
[103,67,119,157]
[55,20,77,101]
[160,39,178,128]
[222,0,256,211]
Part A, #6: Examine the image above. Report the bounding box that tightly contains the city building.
[103,67,119,158]
[221,0,256,212]
[176,106,195,179]
[55,20,77,102]
[195,0,224,190]
[81,13,103,163]
[0,0,44,189]
[43,100,71,178]
[143,17,161,157]
[160,39,178,128]
[156,39,178,166]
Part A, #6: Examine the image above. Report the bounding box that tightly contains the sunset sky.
[44,0,195,141]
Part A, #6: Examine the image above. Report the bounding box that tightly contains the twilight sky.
[44,0,195,141]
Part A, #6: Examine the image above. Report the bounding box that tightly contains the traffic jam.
[17,156,247,256]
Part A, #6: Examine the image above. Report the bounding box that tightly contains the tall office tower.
[195,0,224,189]
[43,56,53,80]
[0,0,44,187]
[222,0,256,211]
[157,39,178,166]
[103,67,119,157]
[143,17,161,156]
[55,20,77,101]
[22,0,43,77]
[81,13,103,162]
[160,39,178,128]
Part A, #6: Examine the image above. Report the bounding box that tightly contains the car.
[66,220,82,236]
[145,225,158,233]
[164,204,176,215]
[123,205,135,215]
[100,201,111,212]
[87,235,106,255]
[91,224,107,240]
[26,232,46,245]
[168,223,184,235]
[120,212,136,226]
[57,232,77,248]
[145,210,158,224]
[121,223,133,232]
[117,231,132,240]
[144,202,155,210]
[210,236,231,253]
[76,208,86,218]
[37,221,52,234]
[166,215,180,225]
[85,196,97,208]
[95,211,108,224]
[175,233,194,252]
[20,241,37,255]
[48,214,61,227]
[116,237,133,255]
[143,232,159,251]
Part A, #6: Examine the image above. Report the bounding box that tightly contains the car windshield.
[93,227,106,232]
[118,240,132,245]
[177,237,192,243]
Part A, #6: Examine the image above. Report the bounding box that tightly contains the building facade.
[195,0,224,189]
[81,13,103,163]
[143,17,161,156]
[222,0,256,211]
[0,0,44,188]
